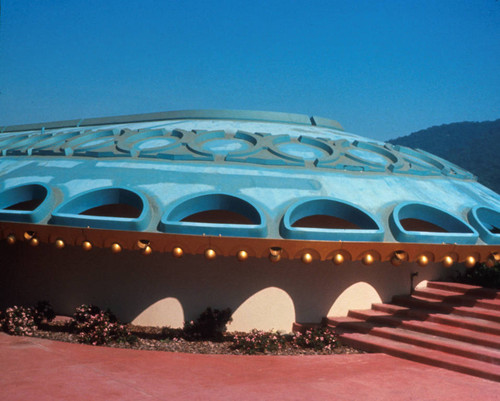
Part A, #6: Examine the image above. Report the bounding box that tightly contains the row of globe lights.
[5,231,497,268]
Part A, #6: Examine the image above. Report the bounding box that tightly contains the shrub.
[71,304,134,346]
[231,330,287,354]
[34,301,56,325]
[291,328,338,351]
[455,263,500,289]
[1,306,37,336]
[183,307,232,341]
[231,327,339,354]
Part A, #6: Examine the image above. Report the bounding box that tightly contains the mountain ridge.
[388,119,500,194]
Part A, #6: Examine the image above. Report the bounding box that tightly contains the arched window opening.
[4,199,43,211]
[399,218,448,233]
[51,187,150,231]
[0,184,47,211]
[390,202,477,244]
[80,203,141,218]
[281,198,383,241]
[160,193,266,237]
[468,206,500,244]
[182,210,254,225]
[0,184,52,223]
[292,215,362,230]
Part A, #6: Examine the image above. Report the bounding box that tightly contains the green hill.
[388,119,500,194]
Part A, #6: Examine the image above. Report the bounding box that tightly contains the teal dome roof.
[0,110,498,265]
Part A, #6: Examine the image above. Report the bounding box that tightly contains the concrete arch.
[228,286,295,332]
[327,281,382,317]
[131,297,184,328]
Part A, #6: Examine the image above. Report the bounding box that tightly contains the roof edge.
[1,109,344,133]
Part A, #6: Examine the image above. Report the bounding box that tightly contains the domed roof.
[0,110,498,265]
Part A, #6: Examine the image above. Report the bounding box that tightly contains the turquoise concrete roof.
[0,109,499,246]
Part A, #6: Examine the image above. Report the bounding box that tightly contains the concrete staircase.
[326,281,500,382]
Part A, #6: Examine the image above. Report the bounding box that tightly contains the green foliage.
[34,300,56,325]
[231,330,287,354]
[389,119,500,194]
[0,301,55,336]
[183,307,232,341]
[292,327,338,351]
[1,305,37,336]
[71,304,135,346]
[231,327,339,354]
[455,263,500,289]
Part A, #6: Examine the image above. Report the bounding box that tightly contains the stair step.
[333,317,500,364]
[427,281,500,299]
[329,313,500,349]
[338,332,500,382]
[371,303,500,335]
[393,294,500,323]
[327,316,377,333]
[412,287,500,310]
[327,282,500,381]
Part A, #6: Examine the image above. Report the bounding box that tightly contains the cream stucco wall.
[0,242,461,332]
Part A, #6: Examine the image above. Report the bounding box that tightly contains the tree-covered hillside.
[388,119,500,194]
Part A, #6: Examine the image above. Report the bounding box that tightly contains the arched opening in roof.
[182,210,254,225]
[160,193,266,237]
[0,184,47,211]
[474,207,500,234]
[390,202,477,244]
[399,218,448,233]
[51,187,150,231]
[4,198,43,211]
[281,198,384,241]
[81,203,141,218]
[468,206,500,245]
[0,183,53,223]
[168,194,261,225]
[292,215,362,229]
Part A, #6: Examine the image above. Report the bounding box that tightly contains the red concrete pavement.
[1,333,499,401]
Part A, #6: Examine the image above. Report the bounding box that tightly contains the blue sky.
[1,0,499,140]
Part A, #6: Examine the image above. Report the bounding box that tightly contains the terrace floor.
[1,332,498,401]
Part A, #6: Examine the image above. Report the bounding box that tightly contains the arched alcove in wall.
[131,297,184,328]
[327,281,382,317]
[228,287,295,332]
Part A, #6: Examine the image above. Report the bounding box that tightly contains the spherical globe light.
[111,242,122,253]
[141,245,152,255]
[333,253,344,265]
[442,255,454,268]
[205,248,216,260]
[6,234,16,245]
[301,253,313,264]
[465,256,476,268]
[417,255,429,266]
[172,247,184,258]
[362,254,374,265]
[237,250,248,261]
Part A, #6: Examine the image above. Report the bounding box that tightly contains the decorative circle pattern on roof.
[0,127,475,179]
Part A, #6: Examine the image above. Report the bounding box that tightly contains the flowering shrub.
[291,328,337,351]
[71,304,134,346]
[34,301,56,325]
[183,307,232,341]
[231,327,338,354]
[73,304,105,324]
[1,306,37,336]
[231,330,287,354]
